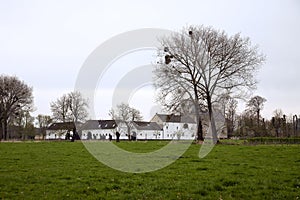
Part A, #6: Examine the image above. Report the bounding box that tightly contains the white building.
[151,114,197,140]
[130,121,163,140]
[81,120,118,140]
[45,122,76,140]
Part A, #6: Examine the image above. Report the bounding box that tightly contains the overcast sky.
[1,0,299,120]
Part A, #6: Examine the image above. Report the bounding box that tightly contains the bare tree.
[50,94,70,122]
[247,95,267,126]
[50,91,88,123]
[68,91,88,123]
[11,106,35,140]
[219,95,238,137]
[154,25,265,142]
[0,75,34,140]
[272,109,283,137]
[36,114,52,137]
[109,103,143,140]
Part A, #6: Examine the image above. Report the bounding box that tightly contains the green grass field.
[0,141,299,199]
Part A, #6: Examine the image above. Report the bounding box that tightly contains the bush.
[247,137,300,144]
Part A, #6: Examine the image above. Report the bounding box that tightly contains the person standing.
[116,131,120,142]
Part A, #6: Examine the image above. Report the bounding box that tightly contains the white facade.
[151,114,197,140]
[162,122,197,140]
[45,129,69,140]
[45,122,75,140]
[130,121,163,140]
[80,120,118,140]
[134,129,163,140]
[81,129,117,140]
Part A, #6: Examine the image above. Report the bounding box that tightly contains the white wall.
[45,130,69,140]
[81,129,117,140]
[133,129,163,140]
[162,122,197,140]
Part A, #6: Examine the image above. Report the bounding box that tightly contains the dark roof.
[80,120,100,130]
[47,122,75,131]
[80,120,118,130]
[132,121,162,131]
[155,114,181,122]
[98,120,117,129]
[154,114,195,123]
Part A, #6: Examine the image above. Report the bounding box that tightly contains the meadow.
[0,141,299,199]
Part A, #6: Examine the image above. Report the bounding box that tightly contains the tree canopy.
[0,75,34,140]
[50,91,88,123]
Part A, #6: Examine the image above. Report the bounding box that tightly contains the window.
[183,123,188,129]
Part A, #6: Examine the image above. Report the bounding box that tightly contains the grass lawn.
[0,141,299,199]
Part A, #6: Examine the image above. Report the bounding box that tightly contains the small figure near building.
[131,131,137,141]
[116,131,120,142]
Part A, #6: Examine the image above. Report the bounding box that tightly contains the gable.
[132,121,162,131]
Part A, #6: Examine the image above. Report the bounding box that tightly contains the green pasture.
[0,141,299,199]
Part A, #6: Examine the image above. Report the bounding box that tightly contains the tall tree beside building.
[154,25,265,142]
[50,91,88,123]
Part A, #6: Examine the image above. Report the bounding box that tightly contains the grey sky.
[1,0,299,120]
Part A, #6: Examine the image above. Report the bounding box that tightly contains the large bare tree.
[246,95,267,125]
[154,25,265,142]
[50,94,70,122]
[0,75,34,140]
[109,103,143,140]
[68,91,89,123]
[50,91,88,123]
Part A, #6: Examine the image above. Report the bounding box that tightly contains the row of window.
[165,123,189,130]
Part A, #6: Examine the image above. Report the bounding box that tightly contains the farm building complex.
[45,113,227,140]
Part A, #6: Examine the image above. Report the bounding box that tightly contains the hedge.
[247,137,300,144]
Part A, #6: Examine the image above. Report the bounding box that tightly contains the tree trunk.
[197,117,204,141]
[126,123,131,140]
[0,121,3,140]
[257,109,260,126]
[4,119,8,140]
[207,97,218,144]
[193,97,204,141]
